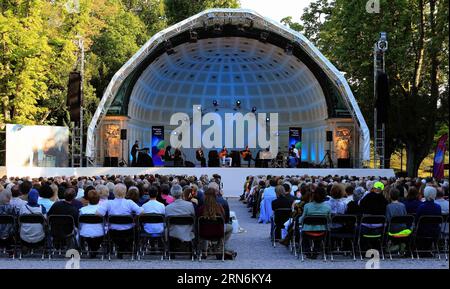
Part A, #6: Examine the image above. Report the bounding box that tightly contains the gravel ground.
[0,198,448,269]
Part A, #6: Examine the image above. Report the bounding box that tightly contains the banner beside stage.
[289,127,302,153]
[6,124,69,168]
[152,126,165,166]
[433,134,448,180]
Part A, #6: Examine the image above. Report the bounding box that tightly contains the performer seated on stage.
[131,140,140,167]
[275,151,284,167]
[173,147,183,166]
[289,144,301,168]
[219,146,232,167]
[241,145,253,168]
[164,145,174,162]
[260,148,272,168]
[196,148,206,167]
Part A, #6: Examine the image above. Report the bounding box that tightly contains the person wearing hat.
[19,189,46,245]
[359,181,388,216]
[358,181,389,252]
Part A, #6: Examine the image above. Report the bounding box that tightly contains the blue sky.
[239,0,313,23]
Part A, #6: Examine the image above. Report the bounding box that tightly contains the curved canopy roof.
[86,8,370,161]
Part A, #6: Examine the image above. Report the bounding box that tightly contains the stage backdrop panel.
[6,124,69,168]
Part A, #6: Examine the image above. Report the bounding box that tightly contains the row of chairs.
[0,214,226,261]
[271,209,449,261]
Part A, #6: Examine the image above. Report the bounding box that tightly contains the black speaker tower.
[67,71,82,123]
[375,72,389,125]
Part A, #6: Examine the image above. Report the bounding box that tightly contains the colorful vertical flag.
[433,134,448,180]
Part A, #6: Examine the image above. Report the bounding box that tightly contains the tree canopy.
[284,0,449,176]
[0,0,239,130]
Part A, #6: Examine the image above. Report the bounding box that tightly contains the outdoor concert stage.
[4,167,395,197]
[85,8,371,170]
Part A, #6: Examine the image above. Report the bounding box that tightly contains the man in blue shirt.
[258,178,277,224]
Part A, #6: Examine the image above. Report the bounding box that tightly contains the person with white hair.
[416,186,442,221]
[97,183,144,258]
[95,184,109,204]
[105,182,115,199]
[165,184,196,257]
[415,186,442,253]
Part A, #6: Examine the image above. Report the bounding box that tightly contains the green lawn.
[368,147,449,178]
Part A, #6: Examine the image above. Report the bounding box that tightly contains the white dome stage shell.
[86,8,370,167]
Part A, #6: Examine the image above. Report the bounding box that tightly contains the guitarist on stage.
[219,146,232,167]
[241,145,253,167]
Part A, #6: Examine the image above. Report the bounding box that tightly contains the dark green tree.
[287,0,448,176]
[164,0,240,25]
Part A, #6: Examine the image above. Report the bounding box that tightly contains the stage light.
[259,32,269,43]
[251,107,257,113]
[213,100,218,107]
[164,40,174,55]
[196,105,201,111]
[189,29,198,43]
[377,32,388,52]
[235,100,241,107]
[285,43,293,55]
[266,116,270,122]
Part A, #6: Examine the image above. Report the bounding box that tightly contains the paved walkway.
[0,198,448,269]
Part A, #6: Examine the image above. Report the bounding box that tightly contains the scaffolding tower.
[71,125,83,167]
[373,32,388,169]
[71,37,84,168]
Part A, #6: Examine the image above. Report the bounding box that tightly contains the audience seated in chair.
[165,184,196,255]
[258,178,278,224]
[79,190,105,258]
[96,183,144,259]
[19,189,47,248]
[0,187,18,257]
[141,186,166,236]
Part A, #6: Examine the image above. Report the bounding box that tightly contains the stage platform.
[4,167,395,197]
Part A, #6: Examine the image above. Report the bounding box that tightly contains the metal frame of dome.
[86,8,370,164]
